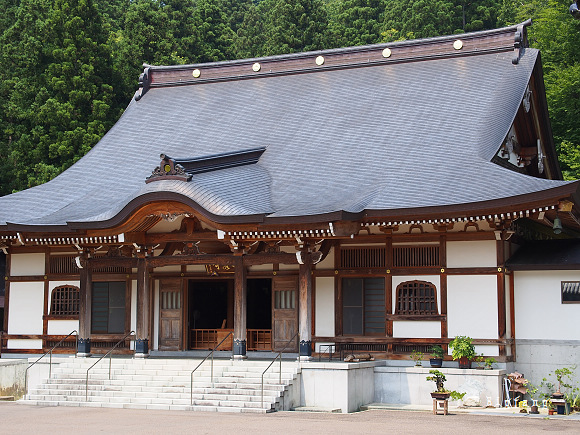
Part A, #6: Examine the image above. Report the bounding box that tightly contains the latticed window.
[50,285,80,316]
[395,281,438,315]
[342,278,385,335]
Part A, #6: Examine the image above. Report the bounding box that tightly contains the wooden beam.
[124,231,219,244]
[243,253,297,266]
[89,257,137,269]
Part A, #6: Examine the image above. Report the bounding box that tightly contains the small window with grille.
[50,285,80,317]
[395,281,438,316]
[562,282,580,303]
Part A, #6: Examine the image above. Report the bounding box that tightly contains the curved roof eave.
[10,179,570,233]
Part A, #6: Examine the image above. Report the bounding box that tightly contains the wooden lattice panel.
[340,247,386,268]
[50,285,80,316]
[395,281,438,315]
[393,246,440,267]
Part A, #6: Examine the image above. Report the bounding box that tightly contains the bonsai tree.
[429,345,445,368]
[484,357,496,370]
[426,369,446,393]
[430,345,444,359]
[410,350,423,366]
[448,336,476,367]
[554,367,574,397]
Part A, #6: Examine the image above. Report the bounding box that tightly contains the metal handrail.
[190,331,233,405]
[85,331,134,401]
[25,330,78,394]
[318,344,335,362]
[261,331,299,409]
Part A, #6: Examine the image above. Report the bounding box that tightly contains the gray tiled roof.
[0,39,574,229]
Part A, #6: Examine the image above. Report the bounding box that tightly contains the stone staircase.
[21,357,301,413]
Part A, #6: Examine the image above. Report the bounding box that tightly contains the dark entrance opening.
[247,278,272,351]
[188,280,230,330]
[247,278,272,329]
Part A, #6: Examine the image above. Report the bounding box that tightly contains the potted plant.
[525,381,540,414]
[429,345,444,368]
[449,390,466,406]
[484,357,496,370]
[410,350,424,367]
[448,336,476,369]
[426,369,450,399]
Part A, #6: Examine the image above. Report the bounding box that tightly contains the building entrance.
[188,280,233,350]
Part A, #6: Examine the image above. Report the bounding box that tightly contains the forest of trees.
[0,0,579,196]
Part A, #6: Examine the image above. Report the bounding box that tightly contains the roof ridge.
[134,20,532,100]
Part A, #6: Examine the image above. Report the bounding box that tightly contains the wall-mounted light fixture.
[553,212,563,235]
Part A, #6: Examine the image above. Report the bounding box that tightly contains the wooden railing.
[190,329,272,351]
[247,329,272,351]
[190,329,233,350]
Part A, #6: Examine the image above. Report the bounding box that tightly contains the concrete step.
[19,399,271,413]
[23,357,298,413]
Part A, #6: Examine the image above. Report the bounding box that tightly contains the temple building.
[0,20,578,389]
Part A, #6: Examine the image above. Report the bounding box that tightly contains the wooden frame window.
[562,282,580,303]
[92,282,126,334]
[395,281,438,316]
[50,285,80,317]
[342,277,385,335]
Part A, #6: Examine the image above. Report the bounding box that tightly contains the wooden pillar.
[136,257,150,356]
[298,253,313,360]
[439,234,448,341]
[509,271,516,360]
[233,255,247,358]
[386,238,393,344]
[497,239,506,358]
[77,254,92,356]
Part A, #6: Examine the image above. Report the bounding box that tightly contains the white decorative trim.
[364,205,555,228]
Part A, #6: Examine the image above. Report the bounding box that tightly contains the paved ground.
[1,403,579,435]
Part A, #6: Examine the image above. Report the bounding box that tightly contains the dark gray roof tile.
[0,34,573,228]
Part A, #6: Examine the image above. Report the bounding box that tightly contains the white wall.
[248,264,272,272]
[153,265,181,273]
[447,275,498,338]
[8,282,44,334]
[316,247,335,270]
[315,277,334,336]
[47,320,79,335]
[392,321,441,338]
[10,253,45,276]
[447,240,497,268]
[514,270,580,340]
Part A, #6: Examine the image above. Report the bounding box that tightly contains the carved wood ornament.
[146,154,192,183]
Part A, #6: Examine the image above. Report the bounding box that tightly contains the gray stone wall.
[0,359,26,399]
[515,339,580,390]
